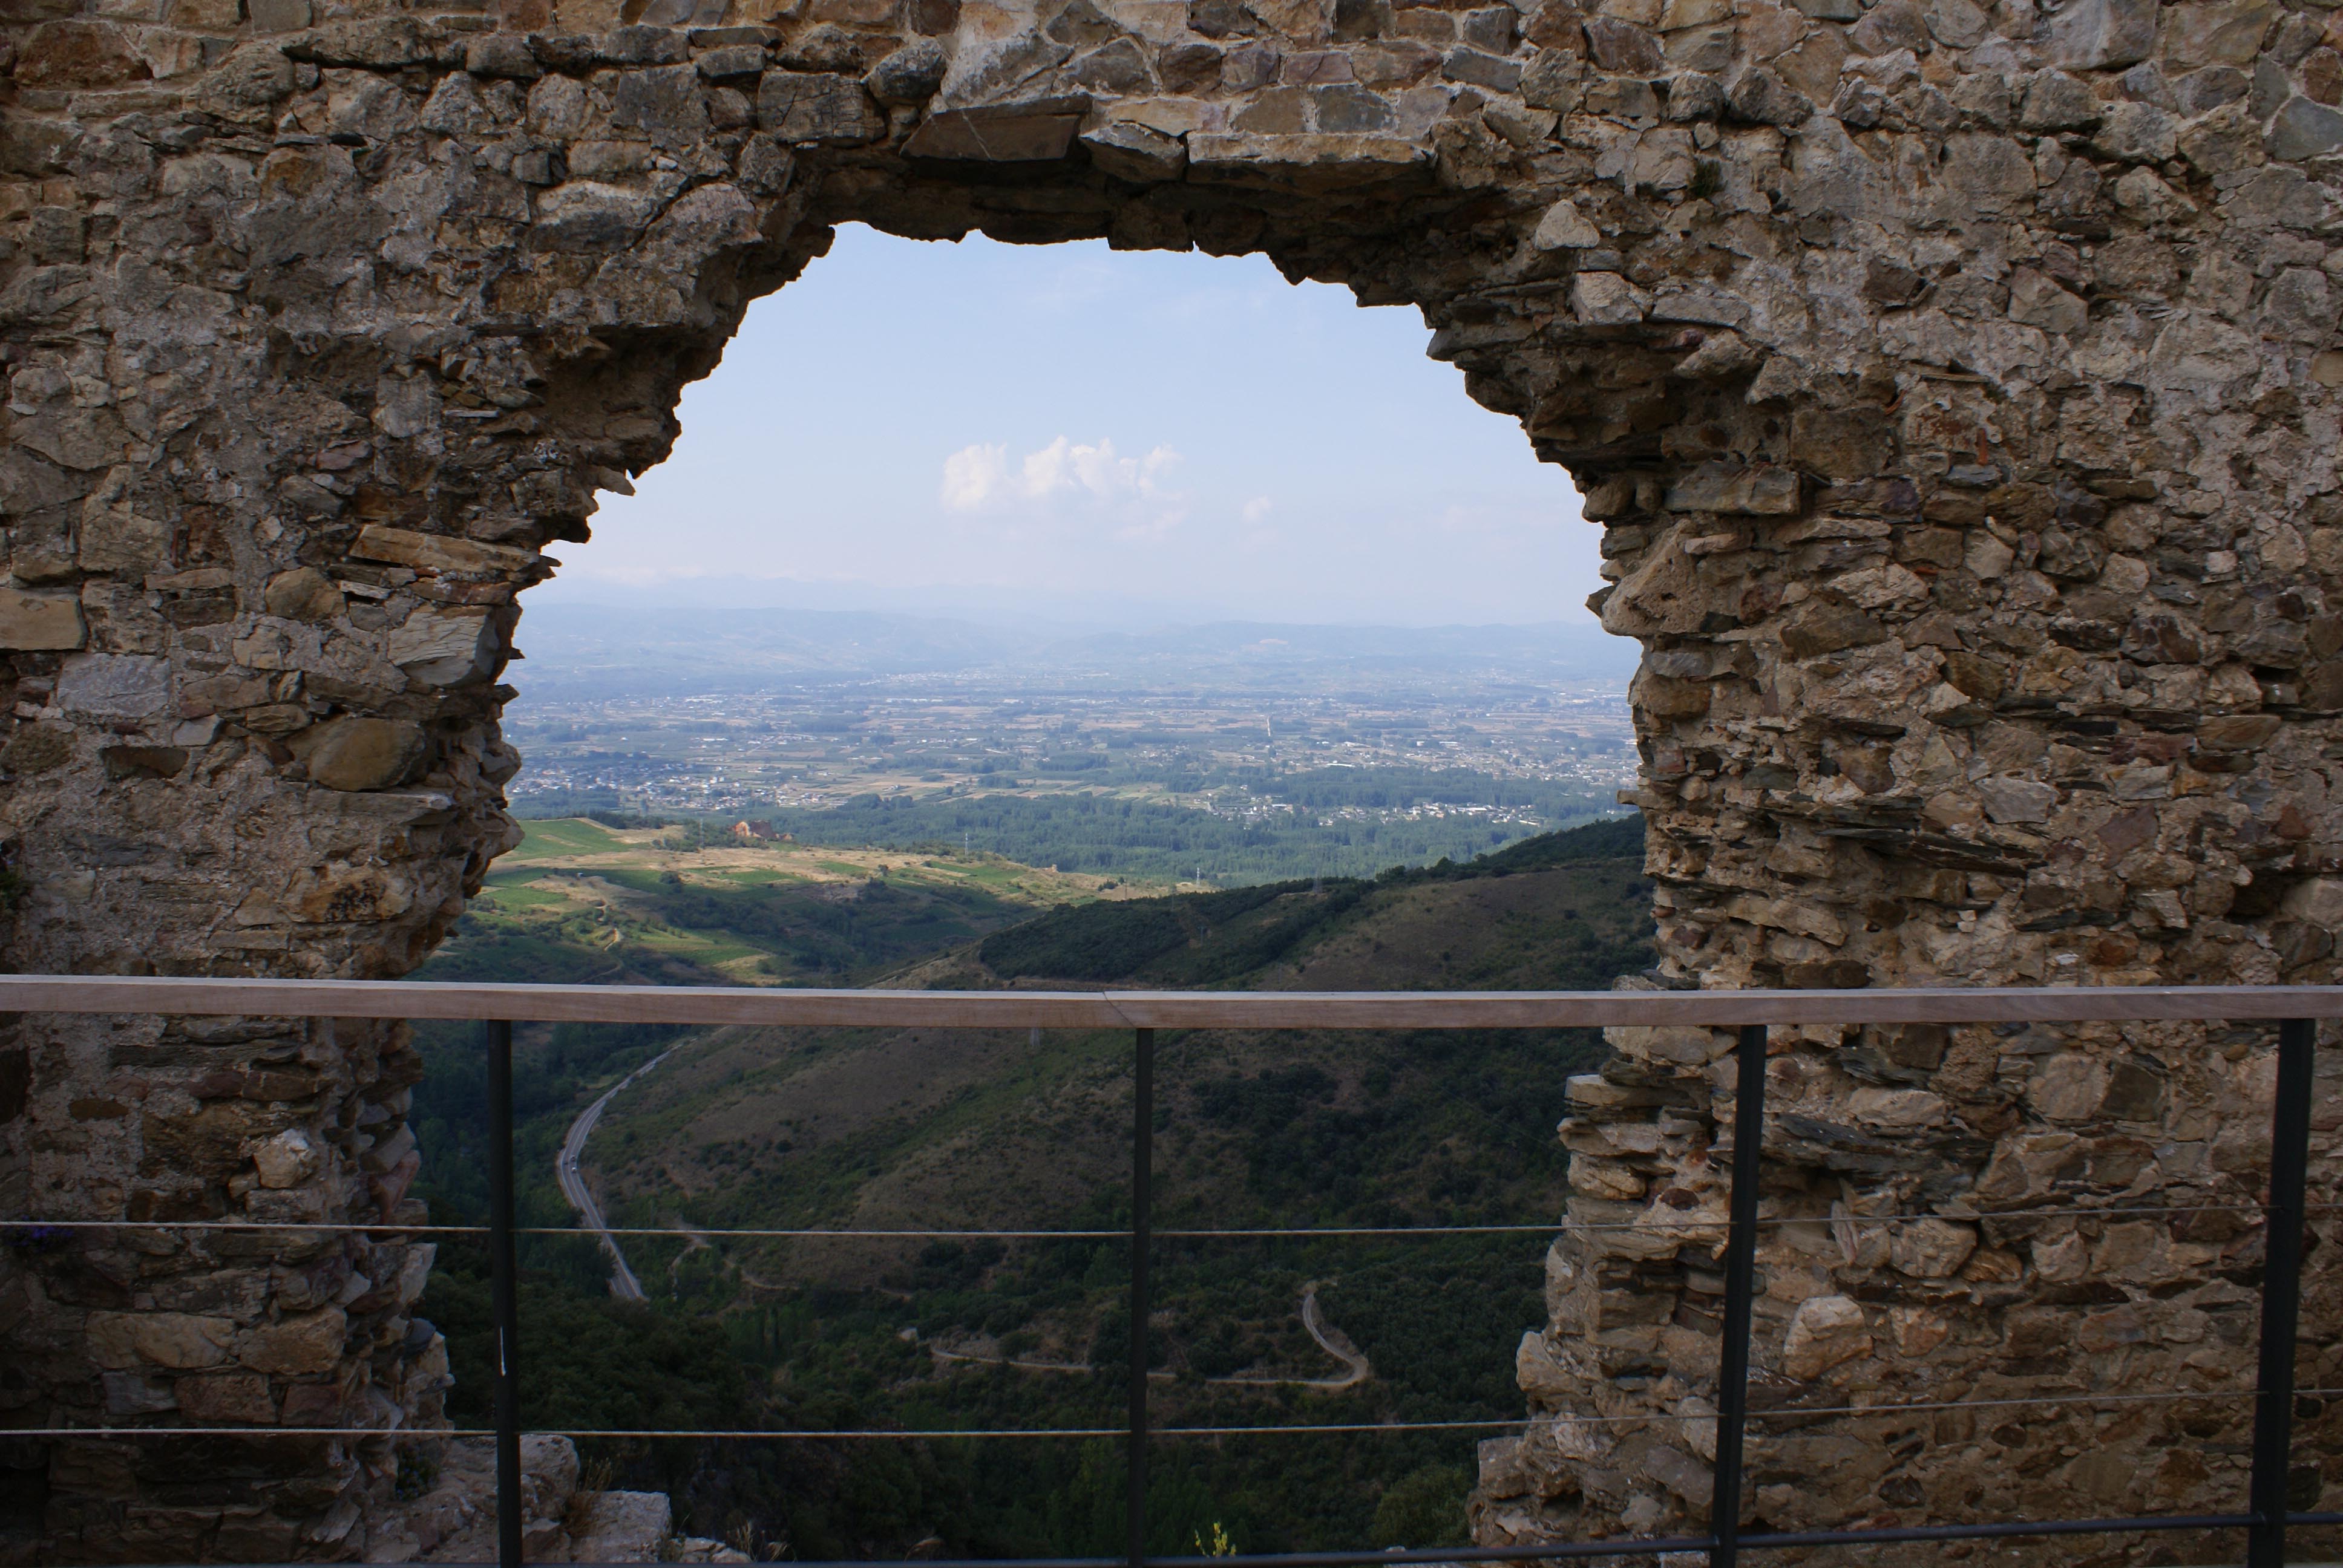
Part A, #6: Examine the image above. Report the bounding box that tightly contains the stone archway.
[2,0,2339,1558]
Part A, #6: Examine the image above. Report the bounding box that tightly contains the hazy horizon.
[520,590,1627,633]
[506,600,1640,700]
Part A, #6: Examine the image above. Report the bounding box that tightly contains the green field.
[516,765,1623,887]
[503,817,632,858]
[424,821,1145,988]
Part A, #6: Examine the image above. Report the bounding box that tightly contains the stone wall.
[0,0,2338,1558]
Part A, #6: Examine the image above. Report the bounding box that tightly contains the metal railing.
[1,975,2337,1568]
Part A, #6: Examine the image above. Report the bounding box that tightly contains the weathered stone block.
[1582,16,1663,73]
[248,0,312,32]
[90,1311,237,1371]
[0,589,87,650]
[1782,1295,1870,1380]
[867,39,944,100]
[176,1372,278,1425]
[758,71,884,143]
[2093,100,2177,163]
[2048,0,2157,70]
[569,1491,675,1562]
[467,33,541,78]
[1975,774,2057,823]
[353,525,538,578]
[529,181,662,249]
[57,654,169,719]
[1889,1218,1978,1278]
[1081,121,1187,180]
[388,610,497,684]
[1778,602,1886,657]
[2198,713,2283,751]
[102,1371,178,1416]
[1186,132,1432,189]
[2157,0,2273,71]
[2269,97,2343,162]
[14,21,152,89]
[904,106,1085,160]
[1664,462,1800,515]
[1441,46,1522,93]
[237,1307,348,1377]
[263,568,344,623]
[1568,272,1648,326]
[251,1128,324,1189]
[1532,198,1600,249]
[293,717,430,792]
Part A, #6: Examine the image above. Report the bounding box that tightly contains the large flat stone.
[387,609,496,684]
[0,589,85,650]
[1185,133,1433,190]
[1664,461,1802,514]
[906,106,1084,161]
[2269,97,2343,163]
[569,1491,675,1563]
[352,524,539,577]
[1080,120,1187,181]
[756,70,883,144]
[2047,0,2156,68]
[295,716,428,792]
[56,653,168,719]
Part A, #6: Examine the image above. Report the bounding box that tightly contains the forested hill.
[464,814,1654,1561]
[970,812,1647,990]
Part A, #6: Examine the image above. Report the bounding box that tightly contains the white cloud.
[1241,495,1274,523]
[941,436,1183,519]
[940,442,1012,511]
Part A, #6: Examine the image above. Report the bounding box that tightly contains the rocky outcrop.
[370,1434,749,1563]
[1,0,2338,1559]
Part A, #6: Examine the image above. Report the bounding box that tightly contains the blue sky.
[539,224,1601,627]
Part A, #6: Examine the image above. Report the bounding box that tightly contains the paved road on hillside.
[1298,1287,1372,1388]
[556,1048,675,1303]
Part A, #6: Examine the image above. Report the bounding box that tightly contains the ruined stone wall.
[0,0,2337,1558]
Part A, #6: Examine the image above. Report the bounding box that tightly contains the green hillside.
[413,816,1651,1559]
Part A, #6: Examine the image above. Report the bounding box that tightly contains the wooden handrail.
[0,975,2334,1027]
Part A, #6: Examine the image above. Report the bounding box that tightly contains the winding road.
[1299,1287,1373,1388]
[1209,1287,1372,1390]
[556,1047,675,1303]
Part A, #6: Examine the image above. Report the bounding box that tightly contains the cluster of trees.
[645,875,1024,975]
[979,878,1370,984]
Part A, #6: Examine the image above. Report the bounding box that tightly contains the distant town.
[503,679,1637,825]
[494,608,1642,883]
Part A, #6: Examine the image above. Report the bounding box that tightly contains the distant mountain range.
[507,606,1639,697]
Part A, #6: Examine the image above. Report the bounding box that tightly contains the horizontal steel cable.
[21,1386,2317,1443]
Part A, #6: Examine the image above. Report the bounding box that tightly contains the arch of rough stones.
[2,0,2342,1558]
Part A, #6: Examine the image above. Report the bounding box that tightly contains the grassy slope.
[430,819,1143,988]
[536,817,1652,1557]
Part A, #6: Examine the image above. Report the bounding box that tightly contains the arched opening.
[405,218,1651,1561]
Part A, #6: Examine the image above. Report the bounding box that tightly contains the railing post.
[1128,1027,1154,1568]
[487,1018,523,1568]
[1709,1023,1767,1568]
[2248,1017,2316,1568]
